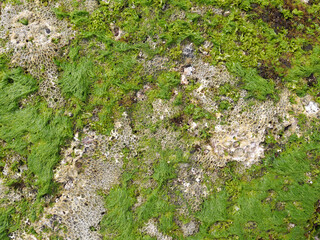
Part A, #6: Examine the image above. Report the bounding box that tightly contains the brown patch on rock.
[170,114,185,127]
[251,1,320,41]
[118,92,137,108]
[302,44,313,51]
[279,57,291,69]
[252,5,292,34]
[306,73,318,87]
[258,63,280,80]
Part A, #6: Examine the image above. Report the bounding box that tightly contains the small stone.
[223,10,231,17]
[190,122,198,130]
[288,223,295,229]
[184,66,194,76]
[74,149,83,156]
[305,101,319,114]
[136,91,145,101]
[74,132,79,141]
[183,43,194,58]
[114,121,122,128]
[181,74,189,85]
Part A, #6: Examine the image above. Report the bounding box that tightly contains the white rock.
[305,101,319,114]
[190,122,198,130]
[215,125,223,132]
[181,74,189,85]
[74,132,79,141]
[184,66,194,76]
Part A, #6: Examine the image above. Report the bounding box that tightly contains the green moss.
[100,176,177,239]
[169,45,183,60]
[70,10,90,27]
[1,107,72,196]
[59,1,320,237]
[0,68,38,111]
[0,58,72,200]
[285,46,320,100]
[18,18,28,25]
[228,62,277,100]
[0,208,14,240]
[159,212,178,234]
[156,71,181,100]
[173,92,183,106]
[100,186,136,239]
[137,190,176,222]
[190,127,320,239]
[59,58,94,101]
[161,19,205,47]
[152,159,176,187]
[2,0,320,237]
[100,141,187,239]
[184,103,212,120]
[196,190,229,225]
[297,114,308,131]
[218,100,230,111]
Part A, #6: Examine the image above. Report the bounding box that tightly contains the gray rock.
[183,43,194,58]
[181,221,198,237]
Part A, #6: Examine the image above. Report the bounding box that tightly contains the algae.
[0,0,320,239]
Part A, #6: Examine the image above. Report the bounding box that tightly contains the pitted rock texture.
[0,1,74,107]
[30,114,138,240]
[196,90,296,167]
[142,219,173,240]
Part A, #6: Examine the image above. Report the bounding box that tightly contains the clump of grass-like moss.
[1,0,320,238]
[192,128,320,239]
[100,142,186,239]
[0,55,72,213]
